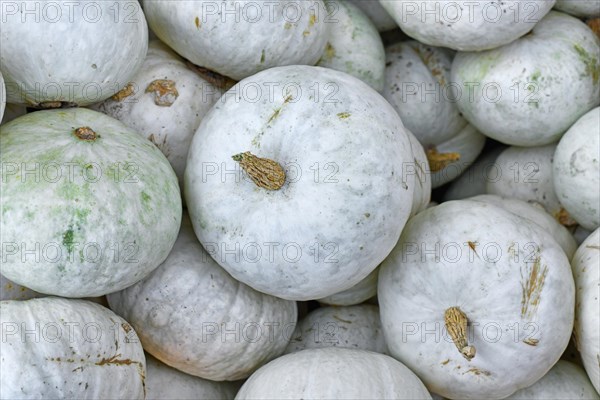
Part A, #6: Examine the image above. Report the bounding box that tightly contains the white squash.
[318,266,378,306]
[184,65,415,301]
[505,360,599,399]
[0,273,43,301]
[93,40,223,185]
[555,0,600,17]
[407,129,432,216]
[553,107,600,231]
[0,1,147,107]
[0,108,182,297]
[285,304,388,354]
[145,353,240,400]
[0,297,146,399]
[379,200,575,399]
[236,347,432,399]
[317,1,385,91]
[346,0,397,32]
[451,11,600,147]
[379,0,555,51]
[107,215,297,381]
[142,0,330,81]
[572,228,600,393]
[0,71,5,121]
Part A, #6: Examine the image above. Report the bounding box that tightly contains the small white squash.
[0,297,146,399]
[145,354,240,400]
[318,267,379,306]
[93,40,223,185]
[0,108,182,297]
[572,228,600,393]
[316,1,385,91]
[235,347,432,399]
[285,304,388,354]
[346,0,397,32]
[379,200,575,399]
[553,107,600,231]
[379,0,555,51]
[184,65,415,301]
[505,360,599,399]
[0,1,147,106]
[142,0,330,81]
[451,11,600,147]
[107,215,297,381]
[555,0,600,18]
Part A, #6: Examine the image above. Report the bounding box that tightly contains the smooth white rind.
[555,0,600,17]
[318,267,379,306]
[347,0,397,31]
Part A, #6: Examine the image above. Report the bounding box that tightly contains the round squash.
[0,1,147,107]
[451,11,600,147]
[142,0,330,81]
[0,108,182,297]
[379,0,555,51]
[184,65,415,301]
[553,107,600,231]
[555,0,600,17]
[235,347,432,399]
[347,0,397,32]
[107,214,297,381]
[379,200,575,399]
[0,297,146,399]
[317,266,378,306]
[572,228,600,393]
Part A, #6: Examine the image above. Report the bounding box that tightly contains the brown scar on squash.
[426,147,460,172]
[464,367,492,376]
[146,79,179,107]
[112,83,136,101]
[520,257,548,320]
[523,338,539,346]
[440,359,450,365]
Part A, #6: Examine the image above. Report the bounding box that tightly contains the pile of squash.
[1,1,598,399]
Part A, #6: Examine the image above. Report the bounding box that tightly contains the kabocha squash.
[235,347,432,399]
[379,0,555,51]
[451,11,600,147]
[0,1,147,107]
[0,297,146,399]
[142,0,330,81]
[107,215,297,381]
[184,65,415,301]
[378,200,575,399]
[553,107,600,231]
[0,108,182,297]
[572,228,600,393]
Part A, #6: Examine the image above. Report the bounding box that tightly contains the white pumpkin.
[318,266,378,306]
[0,108,182,297]
[346,0,397,32]
[145,353,240,400]
[236,347,432,399]
[0,1,147,107]
[93,40,223,185]
[316,1,385,91]
[142,0,330,81]
[451,11,600,147]
[285,304,388,354]
[379,200,575,399]
[0,71,5,121]
[107,215,297,381]
[0,297,146,399]
[379,0,555,51]
[555,0,600,17]
[407,129,432,216]
[572,228,600,393]
[184,65,415,301]
[553,107,600,231]
[505,360,599,399]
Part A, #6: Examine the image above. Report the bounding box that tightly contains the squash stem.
[232,151,285,191]
[444,306,476,361]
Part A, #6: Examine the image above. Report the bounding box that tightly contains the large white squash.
[0,0,147,106]
[0,108,182,297]
[379,200,575,399]
[0,297,146,399]
[107,215,297,381]
[236,347,432,399]
[184,65,415,301]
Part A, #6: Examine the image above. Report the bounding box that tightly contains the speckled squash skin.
[142,0,330,81]
[0,1,147,106]
[317,267,378,306]
[555,0,600,17]
[379,200,575,399]
[184,65,415,301]
[145,354,240,400]
[451,11,600,147]
[347,0,397,32]
[0,108,182,297]
[235,347,432,399]
[93,40,223,185]
[107,215,297,381]
[553,107,600,231]
[380,0,555,51]
[505,360,599,399]
[572,228,600,394]
[0,298,146,399]
[317,1,385,91]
